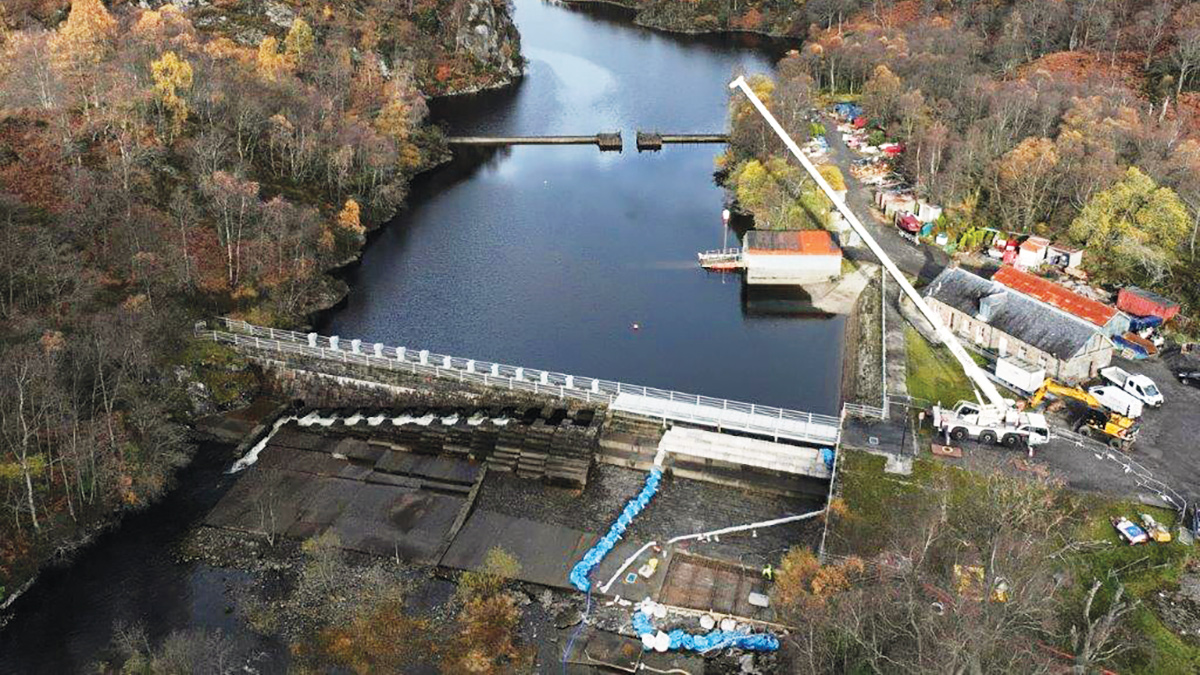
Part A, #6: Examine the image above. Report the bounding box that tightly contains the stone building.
[924,267,1113,383]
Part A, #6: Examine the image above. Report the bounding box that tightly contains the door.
[998,337,1008,356]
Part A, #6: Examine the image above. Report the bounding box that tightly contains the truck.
[1087,385,1145,418]
[1100,366,1163,407]
[932,401,1051,450]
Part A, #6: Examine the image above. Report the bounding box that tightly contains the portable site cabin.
[1016,236,1051,269]
[1046,243,1083,271]
[743,230,843,286]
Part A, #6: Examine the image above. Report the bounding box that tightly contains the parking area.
[1111,351,1200,500]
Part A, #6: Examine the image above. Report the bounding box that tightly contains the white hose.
[666,509,825,545]
[599,540,659,593]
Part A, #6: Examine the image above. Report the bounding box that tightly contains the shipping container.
[1117,287,1180,322]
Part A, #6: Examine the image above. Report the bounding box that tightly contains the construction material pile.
[631,601,779,653]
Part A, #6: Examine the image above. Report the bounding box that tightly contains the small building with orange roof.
[742,230,843,285]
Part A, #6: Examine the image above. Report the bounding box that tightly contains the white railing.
[697,247,742,264]
[199,318,842,445]
[842,402,886,419]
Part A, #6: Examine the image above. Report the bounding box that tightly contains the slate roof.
[924,267,1102,361]
[992,265,1118,327]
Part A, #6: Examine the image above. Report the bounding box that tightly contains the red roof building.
[744,230,840,255]
[743,230,842,285]
[991,266,1129,336]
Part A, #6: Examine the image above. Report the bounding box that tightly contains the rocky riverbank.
[563,0,807,38]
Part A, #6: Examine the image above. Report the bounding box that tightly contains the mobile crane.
[729,78,1049,450]
[1026,379,1138,449]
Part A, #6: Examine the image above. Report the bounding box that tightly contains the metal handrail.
[201,318,842,443]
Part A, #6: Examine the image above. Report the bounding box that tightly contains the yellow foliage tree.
[151,51,194,140]
[337,199,364,234]
[257,36,290,82]
[772,547,864,614]
[283,17,315,70]
[52,0,118,79]
[376,91,413,143]
[819,164,846,192]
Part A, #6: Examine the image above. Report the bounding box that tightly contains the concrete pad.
[439,510,597,590]
[206,454,469,564]
[375,450,481,485]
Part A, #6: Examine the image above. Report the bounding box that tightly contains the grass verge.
[904,325,979,405]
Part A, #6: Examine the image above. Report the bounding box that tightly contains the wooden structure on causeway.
[636,131,729,151]
[446,133,623,152]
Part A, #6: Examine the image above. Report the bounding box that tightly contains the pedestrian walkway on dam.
[198,318,842,447]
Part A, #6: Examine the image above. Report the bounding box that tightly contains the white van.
[1088,385,1144,419]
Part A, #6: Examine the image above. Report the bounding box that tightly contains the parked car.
[1112,517,1149,545]
[1175,369,1200,389]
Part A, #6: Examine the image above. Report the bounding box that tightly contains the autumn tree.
[991,136,1060,232]
[1069,166,1190,286]
[150,51,193,141]
[283,17,314,71]
[256,36,290,82]
[1135,0,1175,71]
[861,64,903,127]
[337,198,364,235]
[442,547,530,674]
[1170,5,1200,99]
[727,74,781,163]
[202,171,260,289]
[50,0,117,106]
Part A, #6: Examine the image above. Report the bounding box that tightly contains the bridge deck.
[657,427,831,478]
[613,393,839,446]
[200,318,840,447]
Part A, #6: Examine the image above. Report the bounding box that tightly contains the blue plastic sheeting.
[1129,314,1164,332]
[569,468,663,592]
[820,448,835,471]
[631,610,780,653]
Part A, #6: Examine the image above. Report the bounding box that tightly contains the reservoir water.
[322,0,844,413]
[0,2,839,671]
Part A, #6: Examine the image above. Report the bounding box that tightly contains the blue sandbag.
[569,468,664,591]
[821,447,835,471]
[629,611,780,653]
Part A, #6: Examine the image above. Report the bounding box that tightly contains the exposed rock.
[263,1,296,29]
[455,0,524,81]
[554,606,583,629]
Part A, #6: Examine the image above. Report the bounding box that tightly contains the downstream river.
[0,2,837,671]
[323,0,844,413]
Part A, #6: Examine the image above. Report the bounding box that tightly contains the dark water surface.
[1,2,840,671]
[322,0,843,413]
[0,445,288,674]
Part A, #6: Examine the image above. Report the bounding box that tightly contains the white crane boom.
[728,76,1007,408]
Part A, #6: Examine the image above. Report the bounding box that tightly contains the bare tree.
[1071,574,1134,673]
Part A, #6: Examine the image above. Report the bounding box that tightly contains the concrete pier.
[446,133,623,152]
[636,132,729,152]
